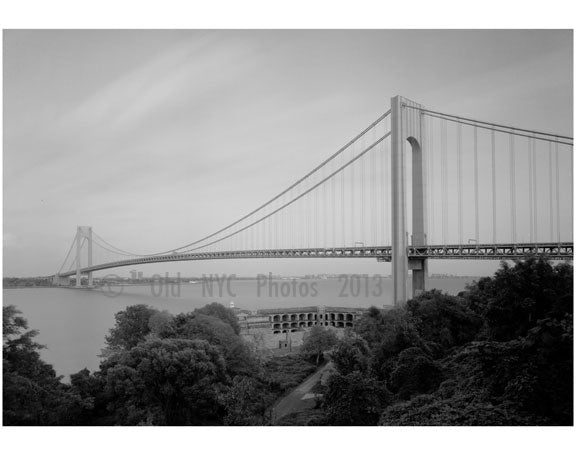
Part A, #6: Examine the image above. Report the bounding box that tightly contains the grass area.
[262,354,317,395]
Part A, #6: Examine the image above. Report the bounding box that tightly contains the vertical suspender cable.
[341,148,346,246]
[315,173,319,248]
[549,142,554,241]
[532,135,538,242]
[308,191,311,249]
[528,138,534,243]
[251,206,254,250]
[323,160,327,248]
[457,122,463,245]
[555,140,560,243]
[331,153,336,247]
[371,126,377,245]
[361,135,366,245]
[510,132,516,243]
[570,144,574,241]
[383,140,389,245]
[427,116,434,244]
[350,141,355,245]
[492,130,497,244]
[473,125,479,243]
[441,119,447,245]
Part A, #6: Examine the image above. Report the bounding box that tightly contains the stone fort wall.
[237,305,366,351]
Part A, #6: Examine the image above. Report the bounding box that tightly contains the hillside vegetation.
[3,257,572,425]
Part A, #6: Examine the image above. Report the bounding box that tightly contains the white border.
[1,1,575,454]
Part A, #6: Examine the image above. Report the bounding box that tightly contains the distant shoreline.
[3,275,482,290]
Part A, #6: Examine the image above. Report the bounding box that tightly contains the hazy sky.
[3,30,573,278]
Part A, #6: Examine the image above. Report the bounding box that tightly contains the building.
[236,306,367,351]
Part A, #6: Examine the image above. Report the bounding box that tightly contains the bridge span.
[55,242,573,279]
[54,95,573,303]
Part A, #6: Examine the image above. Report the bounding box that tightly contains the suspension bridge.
[53,95,573,305]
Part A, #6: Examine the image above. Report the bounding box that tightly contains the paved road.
[272,361,334,423]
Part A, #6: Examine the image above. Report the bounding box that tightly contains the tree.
[353,306,389,347]
[101,338,228,425]
[170,312,258,377]
[388,347,443,400]
[366,308,424,382]
[222,376,270,425]
[300,326,338,365]
[3,305,89,425]
[104,304,158,352]
[331,334,369,375]
[195,302,241,335]
[407,290,482,352]
[323,371,391,425]
[147,310,174,338]
[464,257,573,341]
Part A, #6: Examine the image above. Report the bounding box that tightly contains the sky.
[3,29,573,278]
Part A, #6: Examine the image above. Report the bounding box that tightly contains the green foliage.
[104,304,158,351]
[170,312,258,377]
[353,306,390,347]
[378,393,538,425]
[367,308,424,381]
[262,354,317,394]
[380,314,573,426]
[464,257,573,341]
[377,259,573,426]
[222,376,271,425]
[388,347,443,400]
[69,368,112,424]
[147,310,174,337]
[300,325,338,365]
[407,290,482,352]
[5,258,572,426]
[331,333,369,375]
[3,305,90,425]
[195,302,241,335]
[101,338,227,425]
[322,371,392,425]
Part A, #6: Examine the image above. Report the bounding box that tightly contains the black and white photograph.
[1,4,574,449]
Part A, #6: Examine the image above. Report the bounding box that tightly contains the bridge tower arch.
[390,95,428,305]
[75,226,93,288]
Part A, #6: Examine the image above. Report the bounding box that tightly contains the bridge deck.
[56,242,573,277]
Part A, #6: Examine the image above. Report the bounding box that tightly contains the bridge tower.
[390,96,428,305]
[75,226,93,288]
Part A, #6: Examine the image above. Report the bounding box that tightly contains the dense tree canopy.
[3,305,89,425]
[331,333,369,376]
[3,257,572,426]
[320,258,572,426]
[300,325,338,365]
[194,302,241,335]
[101,338,227,425]
[104,304,158,352]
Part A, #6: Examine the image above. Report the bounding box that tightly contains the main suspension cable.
[153,110,391,255]
[402,104,573,141]
[57,233,78,274]
[179,133,391,254]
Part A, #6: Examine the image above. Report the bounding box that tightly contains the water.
[2,277,474,380]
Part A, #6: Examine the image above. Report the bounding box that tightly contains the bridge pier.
[409,258,428,298]
[391,95,428,305]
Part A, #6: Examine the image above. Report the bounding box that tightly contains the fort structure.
[235,306,366,351]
